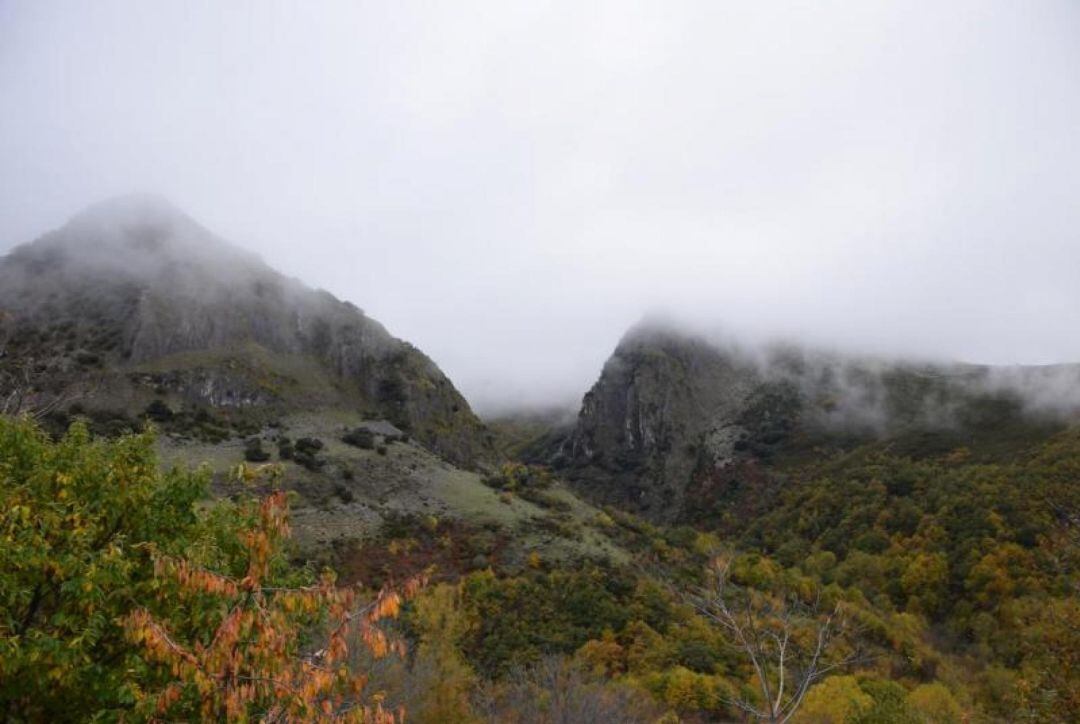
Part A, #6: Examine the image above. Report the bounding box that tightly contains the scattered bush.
[276,436,294,460]
[243,436,270,462]
[144,398,174,422]
[342,427,375,449]
[294,449,324,471]
[334,482,355,503]
[289,437,325,470]
[483,462,555,493]
[295,437,324,453]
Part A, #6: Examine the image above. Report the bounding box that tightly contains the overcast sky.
[2,1,1079,413]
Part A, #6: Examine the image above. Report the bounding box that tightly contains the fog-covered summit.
[554,319,1080,520]
[0,197,493,467]
[3,193,268,288]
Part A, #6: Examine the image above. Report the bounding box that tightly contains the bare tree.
[0,358,54,418]
[474,655,662,724]
[690,557,863,723]
[0,355,92,423]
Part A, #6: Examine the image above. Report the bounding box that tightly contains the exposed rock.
[0,195,493,467]
[557,322,761,520]
[556,320,1080,522]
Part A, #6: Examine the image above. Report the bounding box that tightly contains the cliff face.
[560,324,760,519]
[557,321,1080,521]
[0,195,492,467]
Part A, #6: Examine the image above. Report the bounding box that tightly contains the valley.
[1,198,1077,722]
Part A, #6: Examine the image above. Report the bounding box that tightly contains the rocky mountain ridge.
[552,320,1080,521]
[0,195,493,467]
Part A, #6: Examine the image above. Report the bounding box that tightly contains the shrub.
[276,436,294,460]
[126,489,423,721]
[294,449,324,471]
[243,437,271,462]
[295,437,323,453]
[483,463,554,492]
[0,418,207,718]
[145,398,174,422]
[343,428,375,449]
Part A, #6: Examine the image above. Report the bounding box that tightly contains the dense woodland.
[1,414,1077,722]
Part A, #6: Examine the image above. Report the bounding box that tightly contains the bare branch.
[687,558,861,723]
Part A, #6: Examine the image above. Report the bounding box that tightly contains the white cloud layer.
[2,1,1079,412]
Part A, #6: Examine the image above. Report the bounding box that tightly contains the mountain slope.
[553,320,1080,521]
[0,194,493,467]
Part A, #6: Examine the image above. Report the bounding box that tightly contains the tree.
[0,357,78,420]
[0,417,207,719]
[402,583,477,723]
[475,655,663,724]
[127,484,424,722]
[905,682,963,723]
[690,557,862,723]
[795,675,873,723]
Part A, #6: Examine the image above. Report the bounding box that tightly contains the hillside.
[550,320,1080,521]
[0,196,633,581]
[2,205,1078,721]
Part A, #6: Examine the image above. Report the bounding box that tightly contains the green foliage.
[403,583,477,723]
[482,462,555,493]
[343,427,375,449]
[795,675,873,723]
[0,417,208,718]
[2,406,1078,721]
[702,430,1080,720]
[906,682,963,724]
[294,436,325,470]
[459,566,635,676]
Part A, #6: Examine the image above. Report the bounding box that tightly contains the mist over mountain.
[3,2,1080,719]
[547,319,1080,520]
[0,195,492,467]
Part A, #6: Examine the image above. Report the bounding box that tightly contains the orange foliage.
[126,490,424,722]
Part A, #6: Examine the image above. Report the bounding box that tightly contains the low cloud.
[2,2,1079,414]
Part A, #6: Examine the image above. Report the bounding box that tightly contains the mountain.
[3,203,1078,721]
[0,195,493,467]
[551,320,1080,521]
[0,195,630,574]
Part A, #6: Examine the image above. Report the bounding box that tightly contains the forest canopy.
[0,415,1077,722]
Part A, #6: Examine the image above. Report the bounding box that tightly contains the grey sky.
[2,1,1079,413]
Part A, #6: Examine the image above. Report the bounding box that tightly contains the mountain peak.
[5,194,263,286]
[0,199,494,467]
[73,192,188,223]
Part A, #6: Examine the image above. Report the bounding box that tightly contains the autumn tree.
[127,481,423,722]
[475,655,663,724]
[690,557,862,723]
[401,583,477,723]
[0,417,208,719]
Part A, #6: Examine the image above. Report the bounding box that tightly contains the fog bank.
[2,2,1079,413]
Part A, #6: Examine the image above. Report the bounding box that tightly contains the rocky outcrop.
[0,195,493,467]
[556,321,1080,522]
[555,322,761,520]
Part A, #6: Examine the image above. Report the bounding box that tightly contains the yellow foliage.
[795,675,873,723]
[907,682,963,724]
[127,489,422,722]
